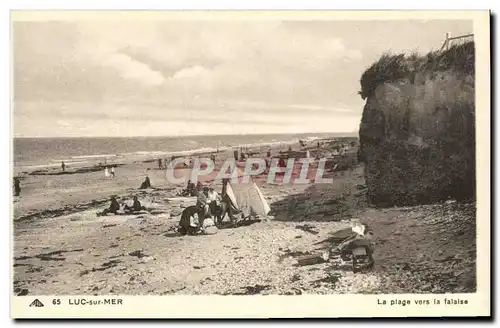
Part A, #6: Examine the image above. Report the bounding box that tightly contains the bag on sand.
[202,218,218,235]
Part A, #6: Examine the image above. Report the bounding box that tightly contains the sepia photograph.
[9,10,490,318]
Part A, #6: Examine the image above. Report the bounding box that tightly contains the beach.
[12,137,476,296]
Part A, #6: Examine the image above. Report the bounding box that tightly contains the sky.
[13,18,473,137]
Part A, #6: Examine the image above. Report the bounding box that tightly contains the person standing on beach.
[13,177,21,196]
[207,186,220,219]
[111,166,115,178]
[158,158,163,170]
[61,161,66,172]
[104,167,110,178]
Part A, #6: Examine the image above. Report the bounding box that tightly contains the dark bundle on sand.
[358,41,475,206]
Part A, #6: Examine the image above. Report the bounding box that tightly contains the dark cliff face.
[358,43,475,207]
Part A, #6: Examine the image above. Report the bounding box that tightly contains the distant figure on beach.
[111,166,115,178]
[61,161,66,172]
[158,158,163,169]
[124,196,146,213]
[104,167,110,178]
[267,149,271,158]
[278,157,286,176]
[13,177,21,196]
[234,149,238,161]
[186,180,196,196]
[139,176,152,189]
[98,196,120,216]
[317,141,320,148]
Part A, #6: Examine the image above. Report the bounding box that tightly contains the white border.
[2,1,497,326]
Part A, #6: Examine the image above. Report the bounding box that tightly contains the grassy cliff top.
[359,41,475,100]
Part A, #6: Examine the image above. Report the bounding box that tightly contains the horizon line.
[13,131,359,139]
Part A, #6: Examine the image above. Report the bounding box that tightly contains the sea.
[13,132,356,171]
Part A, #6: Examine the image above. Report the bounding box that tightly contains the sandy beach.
[12,138,476,296]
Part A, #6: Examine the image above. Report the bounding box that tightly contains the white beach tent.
[224,167,271,218]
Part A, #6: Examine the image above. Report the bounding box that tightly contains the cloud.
[13,20,366,137]
[103,52,166,87]
[171,65,211,80]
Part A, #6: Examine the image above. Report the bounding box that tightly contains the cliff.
[358,41,475,207]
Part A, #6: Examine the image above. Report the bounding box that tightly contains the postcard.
[10,10,490,319]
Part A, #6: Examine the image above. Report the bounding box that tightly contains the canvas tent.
[223,168,271,218]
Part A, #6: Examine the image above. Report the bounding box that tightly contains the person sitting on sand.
[98,196,121,216]
[196,186,211,221]
[13,177,21,197]
[139,176,152,189]
[178,205,202,235]
[124,196,146,213]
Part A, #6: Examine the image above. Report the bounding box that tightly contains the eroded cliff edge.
[358,41,475,207]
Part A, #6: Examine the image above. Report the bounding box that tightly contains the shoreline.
[12,137,355,222]
[14,136,337,176]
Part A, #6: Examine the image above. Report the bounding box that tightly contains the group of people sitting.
[178,180,203,197]
[97,195,146,216]
[178,180,234,236]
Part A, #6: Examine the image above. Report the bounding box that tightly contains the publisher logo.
[29,299,44,307]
